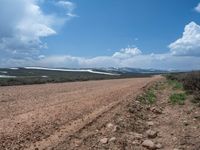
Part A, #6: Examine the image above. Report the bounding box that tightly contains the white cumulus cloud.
[0,0,76,56]
[195,3,200,13]
[1,45,200,70]
[112,47,142,58]
[57,1,77,17]
[0,0,56,54]
[169,22,200,56]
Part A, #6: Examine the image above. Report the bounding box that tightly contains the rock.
[183,121,189,126]
[112,125,119,132]
[151,114,157,119]
[180,139,187,145]
[155,143,163,149]
[128,107,135,113]
[135,100,140,104]
[194,115,200,120]
[192,126,197,129]
[147,121,154,126]
[109,137,116,142]
[142,140,155,149]
[186,110,192,114]
[132,140,140,145]
[146,106,151,110]
[131,132,143,140]
[100,138,108,144]
[172,137,177,141]
[146,129,158,138]
[107,123,114,128]
[123,132,143,142]
[74,139,81,147]
[151,107,162,114]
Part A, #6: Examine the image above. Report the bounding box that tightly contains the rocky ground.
[55,79,200,150]
[0,76,199,150]
[0,76,160,150]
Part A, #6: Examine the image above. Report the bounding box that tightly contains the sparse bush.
[167,80,183,90]
[169,93,186,105]
[137,89,156,104]
[191,91,200,106]
[165,74,178,81]
[182,72,200,93]
[166,71,200,106]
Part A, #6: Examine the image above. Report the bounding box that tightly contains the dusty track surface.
[54,79,200,150]
[0,76,161,149]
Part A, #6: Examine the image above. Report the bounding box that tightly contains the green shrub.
[138,89,156,104]
[167,80,183,90]
[170,93,186,105]
[166,72,200,106]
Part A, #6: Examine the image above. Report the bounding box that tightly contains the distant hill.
[94,67,169,74]
[0,67,169,79]
[0,67,166,86]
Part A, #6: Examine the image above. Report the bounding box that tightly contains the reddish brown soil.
[54,79,200,150]
[0,76,160,150]
[151,81,200,150]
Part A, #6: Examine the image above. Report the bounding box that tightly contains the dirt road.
[0,76,161,149]
[53,79,199,150]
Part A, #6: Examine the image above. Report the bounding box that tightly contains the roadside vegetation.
[137,86,157,104]
[169,93,186,105]
[166,71,200,106]
[167,79,183,90]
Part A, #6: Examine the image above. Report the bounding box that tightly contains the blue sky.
[0,0,200,70]
[44,0,200,56]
